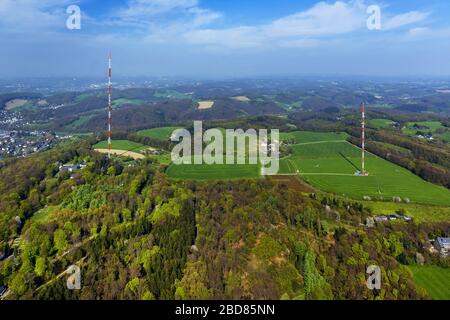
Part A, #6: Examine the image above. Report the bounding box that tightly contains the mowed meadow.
[409,266,450,300]
[279,132,450,206]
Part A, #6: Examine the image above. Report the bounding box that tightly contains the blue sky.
[1,0,450,78]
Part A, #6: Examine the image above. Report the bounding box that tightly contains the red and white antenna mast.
[107,52,112,160]
[361,102,366,176]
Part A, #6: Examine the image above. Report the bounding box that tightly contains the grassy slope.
[409,266,450,300]
[93,140,145,152]
[279,134,450,206]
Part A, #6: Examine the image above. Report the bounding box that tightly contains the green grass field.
[368,118,395,129]
[93,140,145,152]
[138,127,182,141]
[164,130,450,205]
[166,163,260,180]
[409,266,450,300]
[279,136,450,206]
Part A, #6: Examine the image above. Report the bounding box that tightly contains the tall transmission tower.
[107,53,112,160]
[361,102,367,176]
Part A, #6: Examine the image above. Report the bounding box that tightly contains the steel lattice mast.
[107,53,112,160]
[361,102,366,176]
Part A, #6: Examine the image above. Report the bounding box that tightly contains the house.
[366,217,375,228]
[435,237,450,257]
[374,215,388,222]
[59,162,87,173]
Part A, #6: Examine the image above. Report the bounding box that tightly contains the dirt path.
[94,148,145,159]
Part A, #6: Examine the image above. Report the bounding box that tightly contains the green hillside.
[280,138,450,206]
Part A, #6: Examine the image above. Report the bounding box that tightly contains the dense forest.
[0,141,448,300]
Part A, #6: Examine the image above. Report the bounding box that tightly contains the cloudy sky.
[1,0,450,78]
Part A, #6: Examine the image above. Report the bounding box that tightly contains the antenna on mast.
[355,102,369,176]
[361,102,366,176]
[107,52,112,160]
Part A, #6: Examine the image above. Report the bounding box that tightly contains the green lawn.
[138,127,183,141]
[368,118,395,129]
[93,140,145,152]
[409,266,450,300]
[279,139,450,206]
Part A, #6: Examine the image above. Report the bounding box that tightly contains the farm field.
[5,99,28,110]
[198,100,215,109]
[138,127,182,141]
[409,266,450,300]
[279,133,450,206]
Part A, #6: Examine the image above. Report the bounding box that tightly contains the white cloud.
[278,39,322,48]
[404,26,450,41]
[184,1,367,49]
[264,1,366,38]
[118,0,199,18]
[0,0,435,51]
[0,0,72,33]
[184,26,264,48]
[383,11,430,30]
